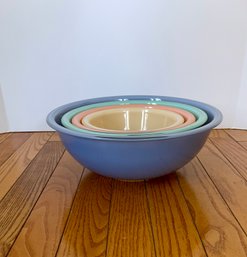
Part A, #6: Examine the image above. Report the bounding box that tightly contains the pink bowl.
[71,104,196,133]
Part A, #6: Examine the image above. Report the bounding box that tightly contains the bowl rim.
[46,95,223,142]
[61,99,207,137]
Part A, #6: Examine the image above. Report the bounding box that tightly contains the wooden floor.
[0,129,247,257]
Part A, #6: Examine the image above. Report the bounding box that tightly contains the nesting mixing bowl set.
[47,95,222,180]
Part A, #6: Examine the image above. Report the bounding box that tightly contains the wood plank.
[210,132,247,180]
[0,132,52,200]
[226,129,247,142]
[239,141,247,150]
[0,142,64,257]
[106,180,155,257]
[198,140,247,232]
[0,133,31,167]
[146,174,207,257]
[49,132,61,141]
[7,151,83,257]
[209,129,228,138]
[0,133,11,144]
[177,158,247,257]
[56,170,112,257]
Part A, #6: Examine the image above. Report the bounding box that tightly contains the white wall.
[0,0,247,131]
[234,44,247,128]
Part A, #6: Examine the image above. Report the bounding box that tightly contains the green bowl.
[61,100,208,138]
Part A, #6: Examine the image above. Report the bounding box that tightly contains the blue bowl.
[47,95,222,180]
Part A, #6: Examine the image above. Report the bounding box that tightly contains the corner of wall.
[0,84,9,133]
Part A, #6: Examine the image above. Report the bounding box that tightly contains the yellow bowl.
[81,106,185,133]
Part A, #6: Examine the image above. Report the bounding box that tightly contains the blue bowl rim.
[46,95,223,142]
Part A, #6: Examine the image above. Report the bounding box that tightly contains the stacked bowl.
[47,95,222,180]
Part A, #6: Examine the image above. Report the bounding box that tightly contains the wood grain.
[7,151,83,257]
[106,180,155,257]
[56,170,112,257]
[146,174,207,257]
[0,133,11,144]
[0,133,31,167]
[49,132,61,141]
[177,158,247,257]
[198,140,247,231]
[0,132,52,200]
[225,129,247,142]
[0,142,64,257]
[210,132,247,180]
